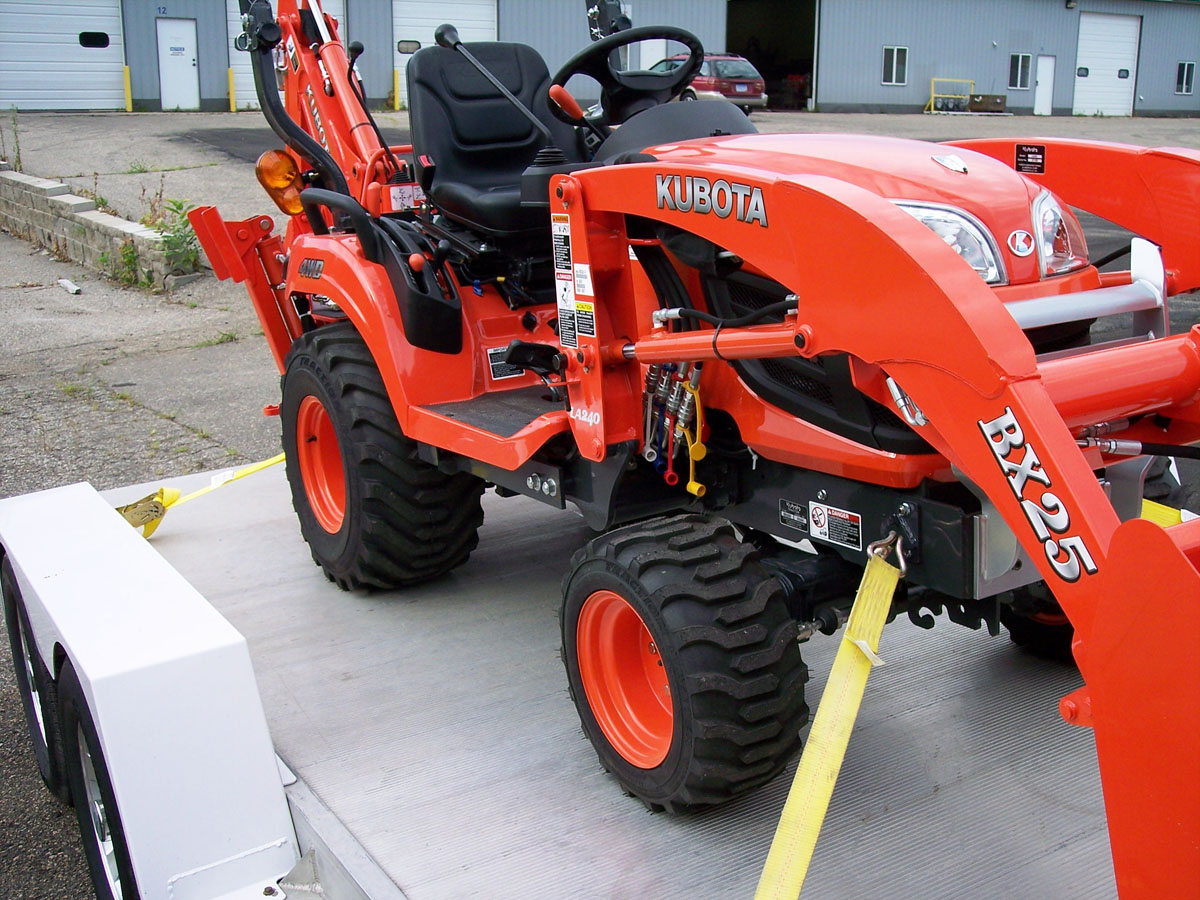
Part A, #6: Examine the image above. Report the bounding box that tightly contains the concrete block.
[0,171,68,196]
[51,194,96,215]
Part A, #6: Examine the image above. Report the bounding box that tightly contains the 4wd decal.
[297,258,324,279]
[979,408,1098,582]
[655,174,767,227]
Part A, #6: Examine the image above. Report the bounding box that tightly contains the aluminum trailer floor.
[110,468,1117,900]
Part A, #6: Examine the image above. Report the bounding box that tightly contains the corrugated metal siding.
[817,0,1079,112]
[1079,0,1199,115]
[123,0,228,109]
[816,0,1198,115]
[499,0,726,101]
[394,0,497,104]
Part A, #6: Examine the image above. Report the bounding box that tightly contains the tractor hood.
[645,133,1063,284]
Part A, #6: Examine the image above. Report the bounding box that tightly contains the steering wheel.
[549,25,704,126]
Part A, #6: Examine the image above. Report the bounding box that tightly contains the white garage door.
[1072,12,1141,116]
[0,0,125,110]
[393,0,497,105]
[228,0,346,110]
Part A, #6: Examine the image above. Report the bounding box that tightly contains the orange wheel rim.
[296,395,346,533]
[576,590,673,769]
[1030,611,1070,626]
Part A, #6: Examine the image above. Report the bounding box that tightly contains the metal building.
[0,1,723,112]
[726,0,1199,116]
[1,0,1193,115]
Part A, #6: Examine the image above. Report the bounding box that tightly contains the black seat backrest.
[407,42,583,195]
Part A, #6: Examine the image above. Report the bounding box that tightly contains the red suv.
[650,53,767,114]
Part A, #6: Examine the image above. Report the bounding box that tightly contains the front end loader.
[188,1,1200,894]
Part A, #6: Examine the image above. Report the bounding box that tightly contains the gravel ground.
[0,109,1197,897]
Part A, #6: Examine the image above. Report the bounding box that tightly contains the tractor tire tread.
[562,514,808,812]
[284,323,483,590]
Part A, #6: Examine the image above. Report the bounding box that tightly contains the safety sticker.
[1015,144,1045,174]
[388,183,425,210]
[575,300,596,337]
[487,346,525,381]
[809,501,862,550]
[287,36,300,72]
[779,499,808,533]
[573,263,593,296]
[556,275,578,349]
[552,215,571,272]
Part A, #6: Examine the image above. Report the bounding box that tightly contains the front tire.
[680,89,697,102]
[561,515,808,812]
[3,555,71,804]
[281,323,484,590]
[59,662,138,900]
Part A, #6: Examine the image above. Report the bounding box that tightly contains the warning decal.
[575,300,596,337]
[808,501,862,550]
[556,277,578,349]
[779,499,808,533]
[487,346,525,380]
[552,215,571,272]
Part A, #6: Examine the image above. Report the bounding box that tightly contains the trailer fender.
[0,483,298,898]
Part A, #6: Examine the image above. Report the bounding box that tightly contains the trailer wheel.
[561,515,808,812]
[59,662,138,900]
[2,556,71,804]
[281,323,484,590]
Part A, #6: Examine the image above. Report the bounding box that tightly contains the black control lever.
[503,340,567,377]
[434,23,556,148]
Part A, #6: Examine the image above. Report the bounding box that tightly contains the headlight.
[1032,191,1088,277]
[893,201,1005,284]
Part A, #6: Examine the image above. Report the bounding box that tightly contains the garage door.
[1072,12,1140,116]
[228,0,346,110]
[0,0,125,110]
[393,0,496,105]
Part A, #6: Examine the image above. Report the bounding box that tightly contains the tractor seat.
[407,41,585,238]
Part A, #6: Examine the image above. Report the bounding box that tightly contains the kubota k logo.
[1008,230,1034,257]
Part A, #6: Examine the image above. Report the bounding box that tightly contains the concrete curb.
[0,161,196,290]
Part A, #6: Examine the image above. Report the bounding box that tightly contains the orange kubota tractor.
[193,2,1200,895]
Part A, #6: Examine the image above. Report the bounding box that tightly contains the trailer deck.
[96,467,1118,900]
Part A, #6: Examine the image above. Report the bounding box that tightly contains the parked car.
[650,53,767,114]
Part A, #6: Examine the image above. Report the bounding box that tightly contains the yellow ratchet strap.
[117,453,286,538]
[754,533,904,900]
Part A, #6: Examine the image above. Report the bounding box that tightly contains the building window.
[882,46,908,86]
[1178,61,1195,96]
[1009,53,1031,90]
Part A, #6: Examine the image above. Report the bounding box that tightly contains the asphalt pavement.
[0,108,1197,898]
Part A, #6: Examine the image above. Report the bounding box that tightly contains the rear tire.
[680,89,697,102]
[59,662,138,900]
[3,555,71,804]
[561,515,808,812]
[281,323,484,590]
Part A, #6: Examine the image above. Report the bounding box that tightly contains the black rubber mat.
[424,386,563,437]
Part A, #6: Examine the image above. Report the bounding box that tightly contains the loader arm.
[551,157,1200,896]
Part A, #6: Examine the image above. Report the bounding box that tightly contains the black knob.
[431,239,451,270]
[434,24,460,49]
[347,40,364,62]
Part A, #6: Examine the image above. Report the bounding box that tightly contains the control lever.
[431,239,451,272]
[548,84,610,142]
[503,340,567,378]
[434,24,557,148]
